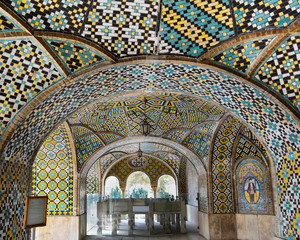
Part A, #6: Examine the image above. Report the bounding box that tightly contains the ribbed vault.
[0,1,300,239]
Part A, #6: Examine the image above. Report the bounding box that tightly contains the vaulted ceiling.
[67,92,224,171]
[0,0,300,151]
[1,2,300,240]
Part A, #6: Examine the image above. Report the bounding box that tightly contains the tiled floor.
[85,219,206,240]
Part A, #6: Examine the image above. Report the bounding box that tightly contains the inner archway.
[125,171,153,198]
[15,90,282,239]
[157,175,177,198]
[105,176,121,198]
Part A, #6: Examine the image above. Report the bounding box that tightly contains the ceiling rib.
[0,2,69,78]
[34,32,118,62]
[246,33,290,78]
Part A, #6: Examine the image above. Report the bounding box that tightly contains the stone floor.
[85,218,206,240]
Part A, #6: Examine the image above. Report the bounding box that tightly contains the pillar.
[120,184,126,198]
[152,185,157,198]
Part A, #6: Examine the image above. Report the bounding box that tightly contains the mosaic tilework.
[212,116,242,213]
[0,39,63,137]
[82,0,159,57]
[235,136,263,161]
[277,146,300,239]
[0,158,29,240]
[211,38,274,73]
[152,151,168,160]
[46,39,107,73]
[70,125,92,139]
[7,0,91,32]
[2,63,300,239]
[159,0,234,57]
[75,134,103,172]
[186,160,198,206]
[236,159,269,214]
[0,13,21,32]
[107,156,174,185]
[99,154,115,175]
[182,131,211,168]
[233,0,300,34]
[32,124,74,216]
[163,152,181,176]
[256,35,300,110]
[68,93,225,138]
[240,127,269,160]
[163,129,190,143]
[178,156,187,196]
[195,122,217,135]
[87,161,100,194]
[98,132,122,145]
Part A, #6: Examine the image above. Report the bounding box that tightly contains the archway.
[125,171,153,198]
[104,176,122,198]
[1,83,296,239]
[157,175,177,198]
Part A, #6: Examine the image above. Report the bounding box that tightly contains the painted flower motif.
[288,133,298,143]
[242,100,252,108]
[263,105,274,114]
[281,167,289,181]
[271,139,279,148]
[11,225,17,237]
[210,85,221,92]
[4,208,10,220]
[250,114,258,122]
[292,181,300,195]
[269,122,277,131]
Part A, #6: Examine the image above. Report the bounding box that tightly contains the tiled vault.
[0,62,299,240]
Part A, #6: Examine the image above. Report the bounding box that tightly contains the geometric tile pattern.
[86,161,100,194]
[240,127,269,160]
[68,92,226,138]
[75,134,103,172]
[277,146,300,240]
[178,156,187,198]
[235,136,263,161]
[211,116,242,213]
[99,154,115,175]
[163,129,190,143]
[32,123,74,216]
[0,13,21,32]
[82,0,159,57]
[233,0,300,34]
[211,38,274,73]
[236,159,269,214]
[182,131,211,168]
[46,39,107,73]
[256,35,300,111]
[160,0,235,57]
[7,0,91,32]
[107,155,174,185]
[195,122,217,135]
[70,125,92,139]
[0,159,30,240]
[98,132,122,145]
[0,39,63,138]
[163,152,181,176]
[2,63,299,239]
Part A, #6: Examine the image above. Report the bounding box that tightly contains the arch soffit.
[102,152,178,185]
[80,136,206,179]
[1,56,300,153]
[1,62,299,170]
